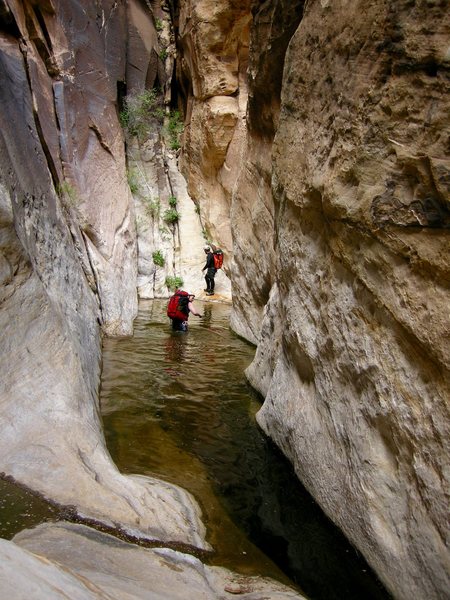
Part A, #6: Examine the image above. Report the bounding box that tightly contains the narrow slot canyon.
[0,1,448,599]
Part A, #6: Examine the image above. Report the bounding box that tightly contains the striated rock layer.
[225,1,450,598]
[0,0,208,549]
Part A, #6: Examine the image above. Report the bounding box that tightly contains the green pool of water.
[100,299,390,600]
[0,477,60,539]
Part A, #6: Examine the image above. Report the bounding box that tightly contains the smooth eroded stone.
[13,522,305,600]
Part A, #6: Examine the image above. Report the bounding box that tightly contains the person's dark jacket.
[203,252,216,276]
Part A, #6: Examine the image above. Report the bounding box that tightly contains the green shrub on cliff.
[165,275,183,291]
[152,249,165,267]
[163,207,180,224]
[166,110,184,150]
[120,89,163,139]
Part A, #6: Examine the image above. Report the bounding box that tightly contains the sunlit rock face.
[131,135,211,300]
[229,1,450,598]
[124,1,226,302]
[177,0,251,268]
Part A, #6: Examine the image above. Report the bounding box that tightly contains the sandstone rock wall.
[123,1,232,301]
[0,0,138,336]
[233,1,450,598]
[230,0,305,343]
[0,0,212,547]
[1,0,448,597]
[177,0,251,268]
[128,131,226,300]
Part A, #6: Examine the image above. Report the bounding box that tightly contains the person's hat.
[204,245,210,251]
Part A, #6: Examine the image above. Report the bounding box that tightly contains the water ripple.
[100,300,390,600]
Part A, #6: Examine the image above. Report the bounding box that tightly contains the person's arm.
[188,302,202,317]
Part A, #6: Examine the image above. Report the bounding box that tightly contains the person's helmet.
[204,245,210,251]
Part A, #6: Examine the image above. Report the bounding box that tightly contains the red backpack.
[213,249,223,269]
[167,290,189,320]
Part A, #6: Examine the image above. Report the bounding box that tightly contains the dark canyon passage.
[100,300,390,600]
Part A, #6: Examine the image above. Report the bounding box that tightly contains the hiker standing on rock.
[202,245,216,296]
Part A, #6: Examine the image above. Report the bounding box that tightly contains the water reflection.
[164,335,188,373]
[201,303,213,325]
[100,300,390,600]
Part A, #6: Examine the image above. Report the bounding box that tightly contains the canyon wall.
[177,0,251,277]
[0,0,212,547]
[124,2,231,301]
[179,0,450,598]
[1,0,448,597]
[0,4,257,599]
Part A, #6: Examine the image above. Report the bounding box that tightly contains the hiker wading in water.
[167,289,202,332]
[202,245,216,296]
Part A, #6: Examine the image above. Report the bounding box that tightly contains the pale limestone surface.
[127,133,181,299]
[169,155,232,301]
[0,0,209,555]
[0,537,108,600]
[12,522,305,600]
[128,133,231,302]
